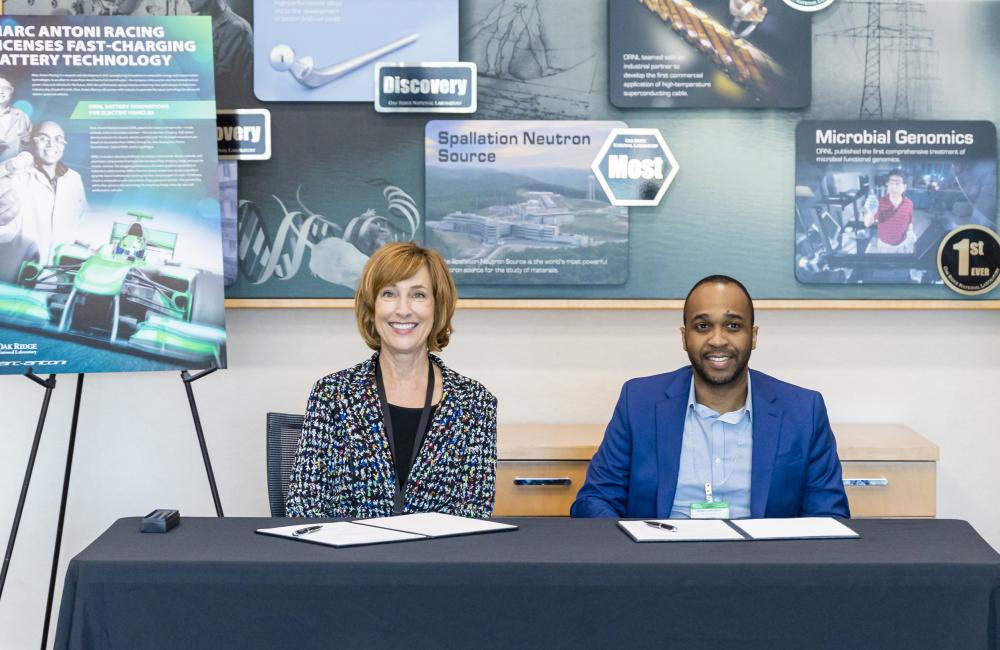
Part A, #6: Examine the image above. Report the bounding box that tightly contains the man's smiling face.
[681,281,757,387]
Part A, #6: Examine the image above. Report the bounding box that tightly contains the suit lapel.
[750,371,783,518]
[655,370,691,517]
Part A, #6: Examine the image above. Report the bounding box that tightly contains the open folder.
[618,517,859,543]
[256,512,518,548]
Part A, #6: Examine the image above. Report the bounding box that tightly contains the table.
[55,518,1000,650]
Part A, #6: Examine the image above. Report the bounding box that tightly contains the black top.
[387,402,438,489]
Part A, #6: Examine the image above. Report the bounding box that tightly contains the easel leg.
[0,372,57,604]
[182,368,224,517]
[40,373,84,650]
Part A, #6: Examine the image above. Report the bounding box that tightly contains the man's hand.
[862,205,876,227]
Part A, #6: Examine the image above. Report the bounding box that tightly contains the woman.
[286,241,497,519]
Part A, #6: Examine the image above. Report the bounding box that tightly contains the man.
[864,168,916,253]
[571,275,849,519]
[188,0,253,108]
[0,76,31,162]
[20,121,87,264]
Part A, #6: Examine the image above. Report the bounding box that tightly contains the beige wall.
[1,306,998,648]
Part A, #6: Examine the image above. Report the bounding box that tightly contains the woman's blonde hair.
[355,241,457,352]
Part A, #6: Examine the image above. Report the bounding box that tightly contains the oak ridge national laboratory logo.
[0,342,38,356]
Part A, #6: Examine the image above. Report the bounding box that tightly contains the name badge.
[691,501,730,519]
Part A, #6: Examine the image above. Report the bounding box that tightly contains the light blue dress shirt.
[669,375,753,519]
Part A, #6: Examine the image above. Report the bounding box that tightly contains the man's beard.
[688,346,751,386]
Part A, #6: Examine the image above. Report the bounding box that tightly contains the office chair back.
[266,412,305,517]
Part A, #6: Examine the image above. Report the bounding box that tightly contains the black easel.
[40,373,84,650]
[0,370,57,604]
[182,367,224,517]
[2,365,224,648]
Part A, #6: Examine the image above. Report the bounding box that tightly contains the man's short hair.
[683,275,755,325]
[355,241,457,352]
[887,168,906,182]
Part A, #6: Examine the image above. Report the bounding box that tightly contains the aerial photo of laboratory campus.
[425,121,630,286]
[425,178,628,285]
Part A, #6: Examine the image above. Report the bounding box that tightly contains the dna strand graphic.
[640,0,784,96]
[237,183,421,286]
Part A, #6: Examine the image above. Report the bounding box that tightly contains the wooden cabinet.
[494,424,602,518]
[495,461,590,517]
[834,424,938,518]
[495,423,938,518]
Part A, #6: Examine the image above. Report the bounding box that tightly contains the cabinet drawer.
[841,461,936,518]
[494,461,589,516]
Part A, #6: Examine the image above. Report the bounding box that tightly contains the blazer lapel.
[406,355,452,491]
[750,371,783,518]
[655,370,691,518]
[354,354,396,509]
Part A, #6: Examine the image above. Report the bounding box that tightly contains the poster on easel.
[0,15,227,375]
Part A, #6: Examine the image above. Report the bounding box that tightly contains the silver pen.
[292,525,322,537]
[644,520,677,532]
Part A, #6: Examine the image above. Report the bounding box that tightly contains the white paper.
[729,517,859,540]
[256,522,425,547]
[618,519,746,542]
[356,512,517,538]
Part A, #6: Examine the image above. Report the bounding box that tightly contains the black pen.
[292,525,322,537]
[644,520,677,532]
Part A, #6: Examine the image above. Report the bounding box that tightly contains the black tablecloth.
[54,518,1000,650]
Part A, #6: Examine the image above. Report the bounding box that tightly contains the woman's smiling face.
[374,264,435,357]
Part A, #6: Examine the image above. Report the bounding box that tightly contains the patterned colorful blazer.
[286,353,498,519]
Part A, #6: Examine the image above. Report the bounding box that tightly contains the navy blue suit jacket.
[571,367,850,519]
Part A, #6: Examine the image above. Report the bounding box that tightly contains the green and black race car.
[0,211,226,365]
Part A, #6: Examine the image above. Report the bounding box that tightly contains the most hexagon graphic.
[591,128,679,207]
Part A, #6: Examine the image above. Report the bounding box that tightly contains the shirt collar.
[33,159,68,181]
[687,371,753,424]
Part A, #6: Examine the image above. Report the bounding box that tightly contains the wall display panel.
[226,0,998,305]
[795,120,997,286]
[425,120,630,285]
[252,0,459,103]
[9,0,998,305]
[608,0,812,109]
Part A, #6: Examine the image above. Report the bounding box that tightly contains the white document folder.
[618,519,746,542]
[729,517,860,540]
[257,512,517,548]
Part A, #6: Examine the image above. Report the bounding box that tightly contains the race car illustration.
[1,210,226,366]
